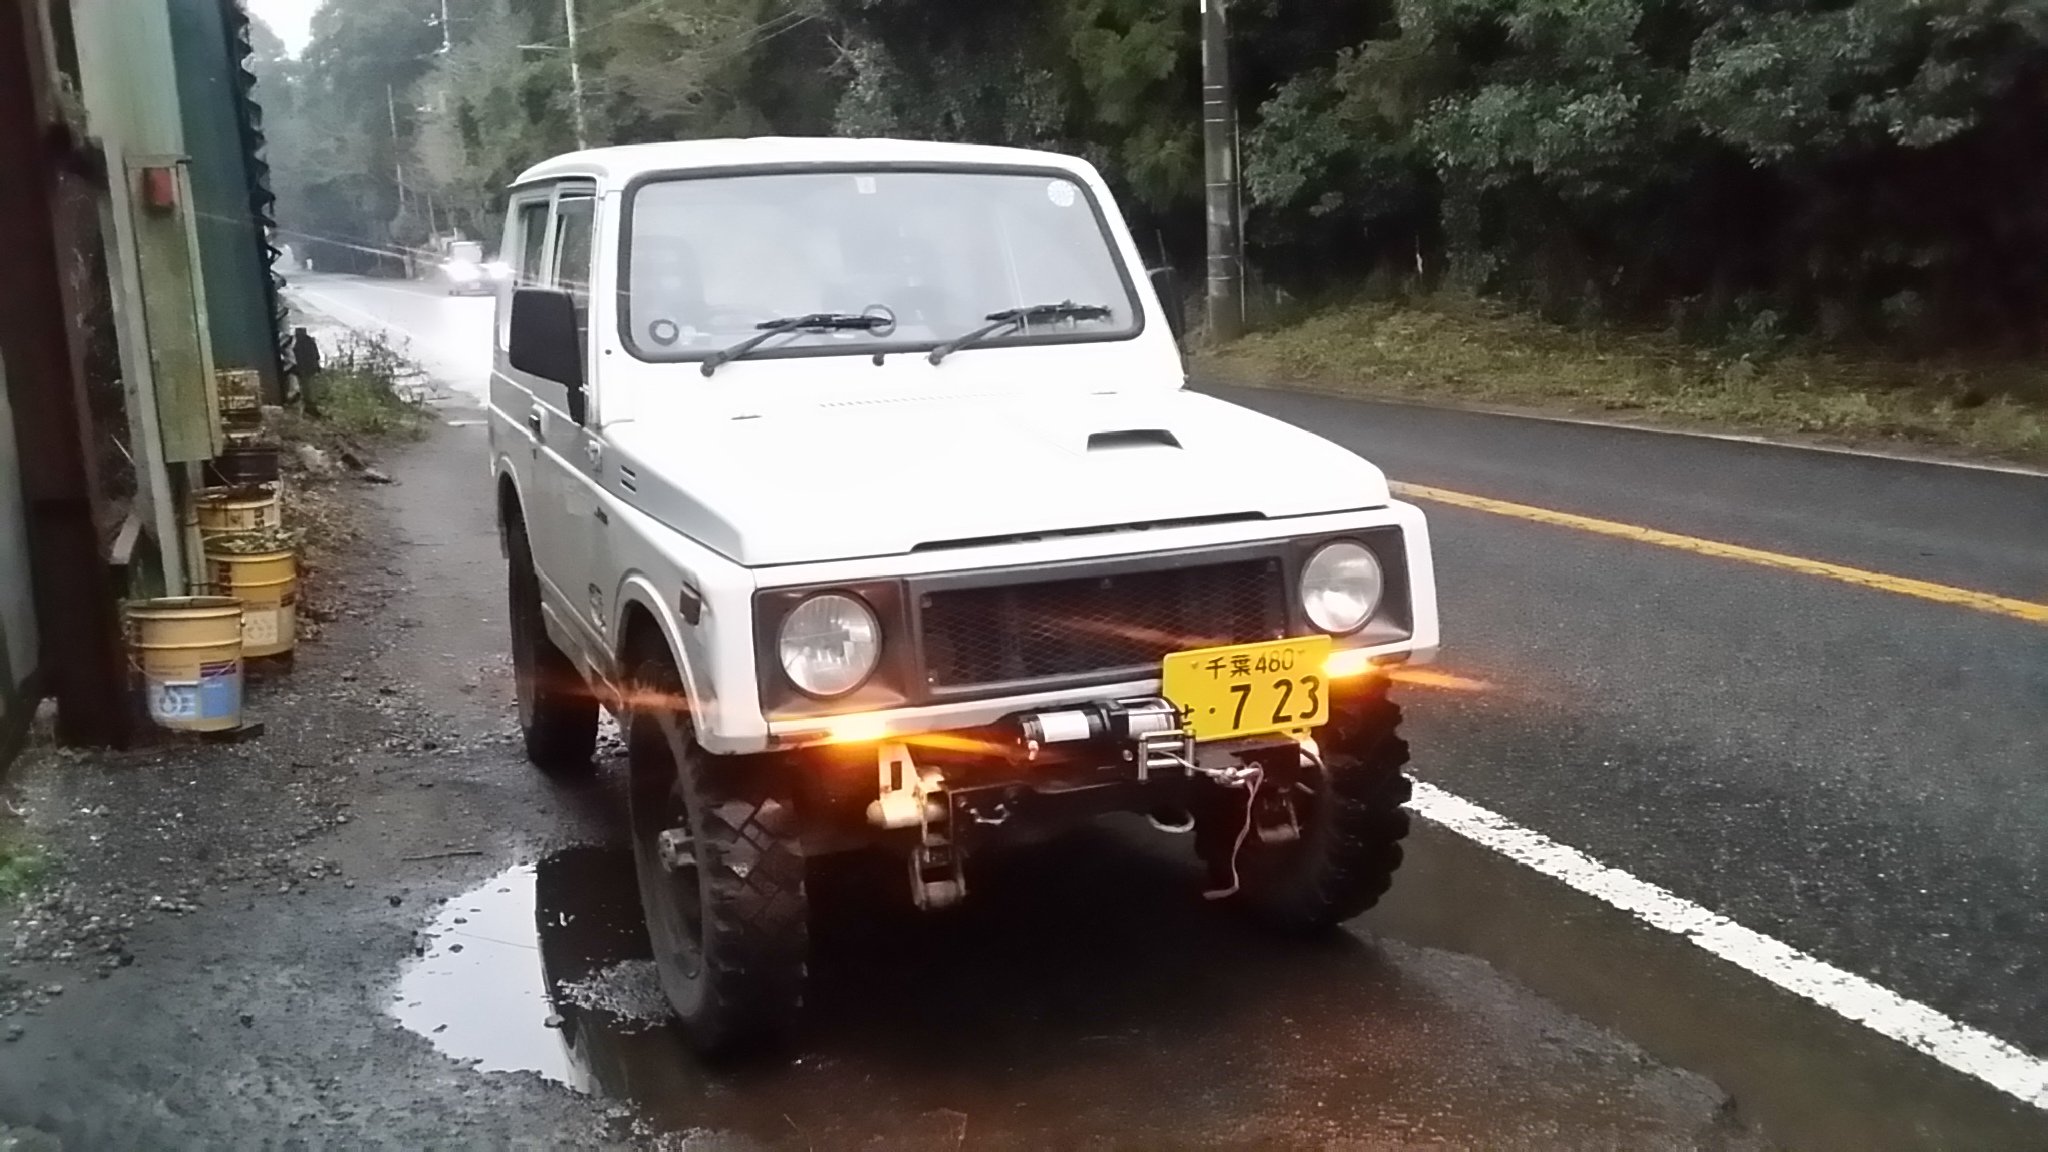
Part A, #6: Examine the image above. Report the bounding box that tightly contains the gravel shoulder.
[0,409,633,1147]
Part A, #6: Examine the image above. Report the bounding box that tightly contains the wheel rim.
[629,701,705,981]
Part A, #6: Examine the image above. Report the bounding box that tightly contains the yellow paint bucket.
[206,546,298,658]
[126,597,244,732]
[196,488,282,537]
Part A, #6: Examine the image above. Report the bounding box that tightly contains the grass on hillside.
[1201,294,2048,464]
[303,329,432,443]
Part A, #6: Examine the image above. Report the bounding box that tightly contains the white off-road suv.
[490,138,1440,1056]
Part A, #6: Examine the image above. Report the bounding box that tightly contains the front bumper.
[795,692,1325,861]
[765,641,1419,751]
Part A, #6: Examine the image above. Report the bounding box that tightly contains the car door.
[540,184,608,647]
[493,189,558,584]
[497,183,591,642]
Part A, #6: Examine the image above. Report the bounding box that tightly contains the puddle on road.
[386,826,2047,1150]
[391,847,683,1097]
[386,832,1792,1150]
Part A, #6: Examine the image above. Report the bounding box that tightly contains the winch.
[1013,697,1192,779]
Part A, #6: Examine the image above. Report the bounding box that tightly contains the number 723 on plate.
[1159,635,1334,743]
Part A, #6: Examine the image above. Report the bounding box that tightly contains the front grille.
[920,559,1288,689]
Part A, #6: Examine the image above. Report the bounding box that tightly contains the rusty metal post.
[0,0,134,746]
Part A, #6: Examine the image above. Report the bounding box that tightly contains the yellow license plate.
[1161,635,1334,742]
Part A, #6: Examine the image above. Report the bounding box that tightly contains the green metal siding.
[167,0,281,402]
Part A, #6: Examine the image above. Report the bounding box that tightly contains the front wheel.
[1197,675,1413,931]
[627,654,809,1057]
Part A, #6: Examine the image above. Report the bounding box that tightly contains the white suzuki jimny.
[490,138,1440,1055]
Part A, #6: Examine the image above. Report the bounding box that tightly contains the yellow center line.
[1392,481,2048,626]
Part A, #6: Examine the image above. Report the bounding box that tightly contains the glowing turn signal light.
[825,715,890,745]
[1323,648,1379,680]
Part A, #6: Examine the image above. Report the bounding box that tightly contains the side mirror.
[508,288,587,420]
[1148,266,1185,341]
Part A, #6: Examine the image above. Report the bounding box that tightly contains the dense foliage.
[254,0,2048,347]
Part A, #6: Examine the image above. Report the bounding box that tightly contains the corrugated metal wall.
[0,356,40,760]
[167,0,286,402]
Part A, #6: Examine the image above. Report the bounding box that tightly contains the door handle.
[526,408,543,434]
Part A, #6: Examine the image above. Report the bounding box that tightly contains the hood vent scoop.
[1087,428,1180,451]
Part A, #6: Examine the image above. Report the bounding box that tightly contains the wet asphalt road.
[308,270,2048,1060]
[304,273,2048,1140]
[6,271,2038,1148]
[1210,387,2048,1064]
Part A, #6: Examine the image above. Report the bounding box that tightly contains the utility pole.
[386,82,406,214]
[1200,0,1244,342]
[563,0,589,149]
[439,0,452,54]
[387,83,412,275]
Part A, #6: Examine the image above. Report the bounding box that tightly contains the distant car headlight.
[779,593,881,697]
[1301,541,1384,635]
[483,261,511,280]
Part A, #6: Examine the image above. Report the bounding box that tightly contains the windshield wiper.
[700,312,890,377]
[927,301,1113,365]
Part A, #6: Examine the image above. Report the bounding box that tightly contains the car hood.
[606,389,1389,567]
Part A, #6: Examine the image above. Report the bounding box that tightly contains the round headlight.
[779,593,881,698]
[1301,541,1384,635]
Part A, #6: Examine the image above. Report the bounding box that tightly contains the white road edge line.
[1409,781,2048,1111]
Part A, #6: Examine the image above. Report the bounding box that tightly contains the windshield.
[622,168,1141,362]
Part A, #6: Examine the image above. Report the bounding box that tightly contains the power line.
[710,8,816,65]
[516,0,674,51]
[520,0,815,54]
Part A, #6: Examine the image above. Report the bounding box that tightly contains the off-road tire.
[627,654,809,1058]
[1198,676,1412,932]
[505,515,597,774]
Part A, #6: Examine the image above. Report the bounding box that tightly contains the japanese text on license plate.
[1160,635,1333,742]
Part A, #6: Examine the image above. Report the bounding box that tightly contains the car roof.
[511,137,1102,192]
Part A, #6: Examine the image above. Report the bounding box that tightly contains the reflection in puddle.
[390,847,684,1097]
[384,830,1789,1150]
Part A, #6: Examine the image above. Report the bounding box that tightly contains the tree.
[255,0,2048,346]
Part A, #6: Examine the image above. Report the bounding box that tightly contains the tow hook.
[656,828,695,872]
[1253,791,1302,845]
[868,742,968,911]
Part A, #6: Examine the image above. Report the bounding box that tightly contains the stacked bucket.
[203,369,299,670]
[127,370,301,734]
